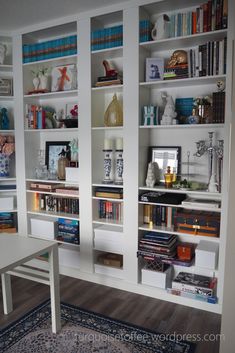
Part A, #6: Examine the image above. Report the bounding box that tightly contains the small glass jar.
[57,149,69,180]
[164,166,173,188]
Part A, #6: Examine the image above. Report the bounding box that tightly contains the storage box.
[177,243,195,261]
[141,265,172,289]
[195,240,219,269]
[0,197,14,210]
[98,253,123,268]
[94,225,123,253]
[59,247,80,269]
[30,218,57,240]
[94,264,124,279]
[65,167,79,183]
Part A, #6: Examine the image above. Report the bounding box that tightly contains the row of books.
[34,194,79,215]
[23,35,77,63]
[168,0,227,38]
[57,217,79,244]
[139,20,152,43]
[98,200,122,221]
[143,204,175,228]
[0,212,17,233]
[25,104,51,129]
[187,38,227,78]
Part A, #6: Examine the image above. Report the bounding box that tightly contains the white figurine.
[0,43,7,65]
[146,162,156,188]
[151,14,170,40]
[161,95,177,125]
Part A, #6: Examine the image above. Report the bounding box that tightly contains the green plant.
[31,69,40,78]
[39,67,50,76]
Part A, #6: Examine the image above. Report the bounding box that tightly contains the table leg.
[48,244,61,333]
[1,273,13,314]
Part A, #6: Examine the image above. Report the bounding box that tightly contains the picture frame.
[148,146,181,184]
[0,78,13,96]
[66,102,78,118]
[45,141,70,169]
[146,57,164,82]
[51,64,77,92]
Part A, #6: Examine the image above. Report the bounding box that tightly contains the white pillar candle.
[104,138,112,150]
[116,137,123,150]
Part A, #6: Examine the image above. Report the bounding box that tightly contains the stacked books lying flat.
[30,182,79,196]
[138,232,177,259]
[57,218,79,244]
[23,35,77,63]
[95,187,123,199]
[181,198,221,209]
[91,25,123,51]
[95,75,123,87]
[171,272,217,302]
[164,64,189,80]
[0,212,17,233]
[139,20,152,43]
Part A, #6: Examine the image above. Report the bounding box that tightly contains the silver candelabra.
[194,131,224,193]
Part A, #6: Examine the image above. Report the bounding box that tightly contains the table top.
[0,234,55,273]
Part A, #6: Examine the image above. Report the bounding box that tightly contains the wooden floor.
[0,275,221,353]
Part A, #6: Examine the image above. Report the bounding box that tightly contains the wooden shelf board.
[24,89,78,99]
[139,75,226,88]
[26,178,79,186]
[0,64,13,72]
[92,126,123,130]
[23,54,77,66]
[138,201,221,213]
[93,196,123,202]
[0,129,15,133]
[93,219,123,227]
[25,128,78,133]
[92,84,123,92]
[93,183,123,189]
[27,189,79,198]
[27,210,80,221]
[139,186,222,199]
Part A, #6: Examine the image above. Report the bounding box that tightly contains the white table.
[0,234,61,333]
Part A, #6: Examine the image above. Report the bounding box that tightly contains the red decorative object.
[103,60,118,77]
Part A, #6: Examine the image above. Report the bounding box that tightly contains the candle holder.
[102,149,114,184]
[115,149,123,184]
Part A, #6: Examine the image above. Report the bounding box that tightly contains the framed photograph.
[146,57,164,82]
[0,78,13,96]
[148,146,181,184]
[45,141,70,169]
[66,103,78,118]
[51,64,77,92]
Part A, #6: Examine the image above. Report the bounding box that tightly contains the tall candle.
[116,137,123,150]
[104,138,112,150]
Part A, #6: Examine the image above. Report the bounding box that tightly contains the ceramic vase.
[0,153,10,177]
[103,149,114,184]
[33,77,40,90]
[115,150,123,184]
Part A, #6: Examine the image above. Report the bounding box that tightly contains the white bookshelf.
[7,0,235,317]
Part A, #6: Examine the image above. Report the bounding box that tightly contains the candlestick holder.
[194,131,224,193]
[102,149,114,184]
[115,149,123,184]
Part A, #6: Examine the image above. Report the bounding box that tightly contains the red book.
[207,0,212,31]
[192,11,197,34]
[203,3,208,32]
[42,109,46,129]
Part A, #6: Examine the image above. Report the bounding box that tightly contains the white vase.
[33,77,40,90]
[40,75,48,90]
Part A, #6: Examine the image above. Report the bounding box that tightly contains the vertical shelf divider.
[77,18,94,273]
[123,6,139,283]
[12,34,27,236]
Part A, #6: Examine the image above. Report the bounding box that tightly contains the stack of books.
[164,64,189,80]
[138,232,177,259]
[0,212,16,233]
[172,272,217,299]
[23,35,77,63]
[95,76,122,87]
[95,187,123,199]
[57,218,79,244]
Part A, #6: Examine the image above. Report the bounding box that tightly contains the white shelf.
[140,75,226,89]
[27,189,79,198]
[93,219,123,227]
[26,178,79,186]
[92,126,123,131]
[140,29,228,52]
[138,201,221,213]
[0,64,13,72]
[24,90,78,100]
[25,127,78,133]
[93,183,123,189]
[0,96,14,100]
[139,124,225,129]
[0,208,17,213]
[27,210,80,221]
[28,234,80,248]
[0,189,16,193]
[0,129,15,133]
[93,196,123,202]
[91,46,123,58]
[23,54,77,66]
[0,177,16,181]
[92,84,123,92]
[139,186,222,199]
[138,224,220,243]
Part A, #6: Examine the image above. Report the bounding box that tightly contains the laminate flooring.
[0,276,221,353]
